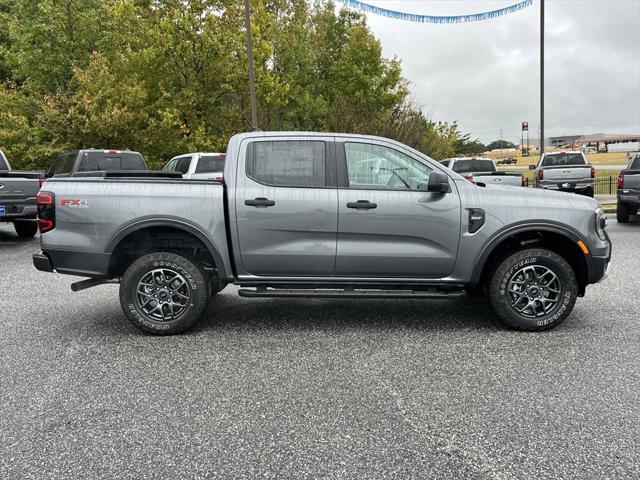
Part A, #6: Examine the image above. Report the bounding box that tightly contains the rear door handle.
[245,197,276,207]
[347,200,377,210]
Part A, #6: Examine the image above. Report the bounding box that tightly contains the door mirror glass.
[427,171,450,193]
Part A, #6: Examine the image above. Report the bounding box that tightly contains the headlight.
[595,207,607,241]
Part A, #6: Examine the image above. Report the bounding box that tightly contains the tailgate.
[0,176,41,216]
[542,166,592,181]
[620,170,640,192]
[472,172,522,186]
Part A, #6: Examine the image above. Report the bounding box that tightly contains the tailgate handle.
[245,197,275,207]
[347,200,377,210]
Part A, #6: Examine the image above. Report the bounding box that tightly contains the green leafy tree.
[486,139,516,150]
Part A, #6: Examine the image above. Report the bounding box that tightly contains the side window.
[344,143,431,190]
[62,153,76,174]
[175,157,192,175]
[163,159,178,172]
[247,141,326,187]
[196,155,225,173]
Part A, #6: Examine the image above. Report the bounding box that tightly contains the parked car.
[440,157,524,187]
[33,132,610,335]
[531,151,595,196]
[616,153,640,223]
[163,153,225,180]
[496,157,517,165]
[46,149,147,178]
[0,150,43,238]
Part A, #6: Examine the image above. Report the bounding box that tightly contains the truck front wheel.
[489,248,578,331]
[119,252,209,335]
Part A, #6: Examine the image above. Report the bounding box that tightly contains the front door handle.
[245,197,276,207]
[347,200,377,210]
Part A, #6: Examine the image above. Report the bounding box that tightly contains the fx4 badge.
[60,198,90,208]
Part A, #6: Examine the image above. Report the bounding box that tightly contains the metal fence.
[524,176,618,195]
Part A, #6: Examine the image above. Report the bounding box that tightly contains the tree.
[486,139,516,150]
[0,0,478,170]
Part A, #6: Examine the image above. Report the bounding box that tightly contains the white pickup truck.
[531,151,595,197]
[440,157,524,187]
[163,152,225,180]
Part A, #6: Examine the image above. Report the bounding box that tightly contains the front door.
[235,137,338,276]
[335,140,461,278]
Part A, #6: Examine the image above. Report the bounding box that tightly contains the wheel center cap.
[158,289,169,300]
[529,286,539,295]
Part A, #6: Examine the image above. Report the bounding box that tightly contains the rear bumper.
[0,204,37,221]
[33,249,112,278]
[617,192,640,206]
[537,180,594,194]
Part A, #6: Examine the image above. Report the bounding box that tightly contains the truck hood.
[459,180,600,216]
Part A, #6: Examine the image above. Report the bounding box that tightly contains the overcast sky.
[349,0,640,144]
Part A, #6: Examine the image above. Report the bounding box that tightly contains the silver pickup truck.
[440,157,524,187]
[531,151,595,196]
[616,153,640,223]
[0,150,42,238]
[33,132,611,334]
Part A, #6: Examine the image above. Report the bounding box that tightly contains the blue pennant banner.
[339,0,534,24]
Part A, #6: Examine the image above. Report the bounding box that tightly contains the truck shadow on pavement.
[190,291,504,334]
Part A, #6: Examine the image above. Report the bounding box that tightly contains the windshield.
[542,153,586,167]
[77,152,146,172]
[451,159,495,173]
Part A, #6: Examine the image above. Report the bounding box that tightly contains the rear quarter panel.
[40,179,232,277]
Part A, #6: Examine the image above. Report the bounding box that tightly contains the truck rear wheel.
[119,252,209,335]
[14,220,38,238]
[489,248,578,331]
[616,202,630,223]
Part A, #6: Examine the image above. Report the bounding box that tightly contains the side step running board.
[238,288,466,300]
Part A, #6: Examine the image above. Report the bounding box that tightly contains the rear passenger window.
[62,153,76,173]
[196,155,225,173]
[247,141,326,187]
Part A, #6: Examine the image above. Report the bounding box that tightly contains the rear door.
[335,139,461,278]
[235,136,338,276]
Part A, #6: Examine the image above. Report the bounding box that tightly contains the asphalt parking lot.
[1,218,639,479]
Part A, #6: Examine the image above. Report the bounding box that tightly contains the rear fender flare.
[105,216,228,279]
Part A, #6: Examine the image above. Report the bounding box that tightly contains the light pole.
[244,0,258,130]
[540,0,544,154]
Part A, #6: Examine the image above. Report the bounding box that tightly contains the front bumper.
[586,229,611,284]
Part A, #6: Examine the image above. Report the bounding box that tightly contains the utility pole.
[539,0,545,154]
[244,0,258,131]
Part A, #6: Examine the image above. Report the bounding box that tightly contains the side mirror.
[528,164,536,170]
[428,171,450,193]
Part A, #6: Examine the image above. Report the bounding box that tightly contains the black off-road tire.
[119,252,209,335]
[14,220,38,238]
[616,202,630,223]
[489,248,578,331]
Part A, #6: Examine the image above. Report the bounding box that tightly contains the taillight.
[36,191,55,233]
[617,174,624,189]
[521,176,526,187]
[590,166,595,178]
[39,177,45,188]
[464,175,473,182]
[538,169,544,181]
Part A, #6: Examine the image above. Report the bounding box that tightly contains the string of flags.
[338,0,534,24]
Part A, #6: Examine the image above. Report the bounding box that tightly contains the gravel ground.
[0,217,638,479]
